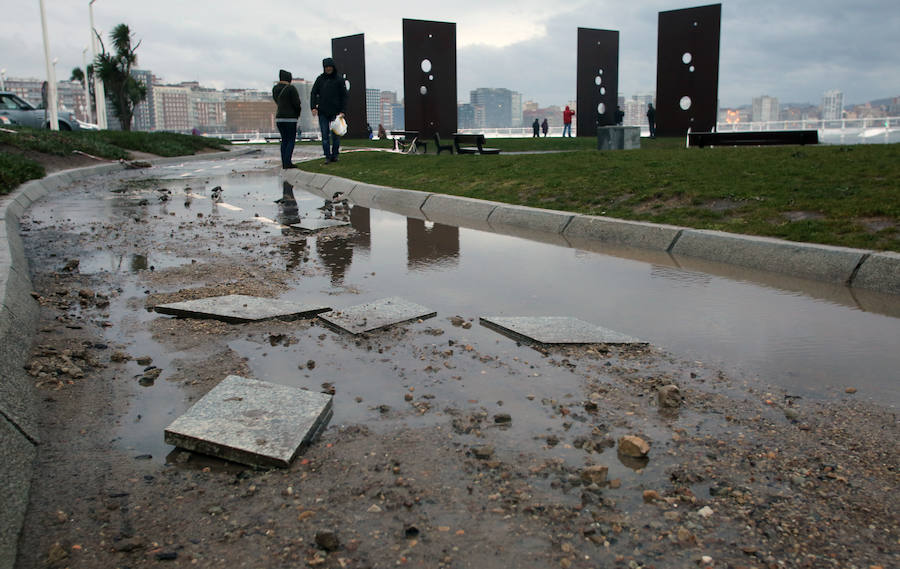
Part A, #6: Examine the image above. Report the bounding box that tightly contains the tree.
[94,23,147,131]
[70,65,96,112]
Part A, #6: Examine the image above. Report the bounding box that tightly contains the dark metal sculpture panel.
[403,19,457,139]
[655,4,721,137]
[576,28,619,137]
[332,33,368,139]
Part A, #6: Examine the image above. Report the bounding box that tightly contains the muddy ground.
[11,158,899,569]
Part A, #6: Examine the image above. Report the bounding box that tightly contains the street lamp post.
[82,47,92,123]
[89,0,107,129]
[38,0,59,130]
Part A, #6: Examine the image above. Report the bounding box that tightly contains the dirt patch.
[0,142,113,173]
[782,210,826,222]
[859,216,897,234]
[633,195,690,214]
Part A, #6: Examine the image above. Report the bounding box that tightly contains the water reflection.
[406,219,459,271]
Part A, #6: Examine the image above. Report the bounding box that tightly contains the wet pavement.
[14,146,900,569]
[20,148,900,447]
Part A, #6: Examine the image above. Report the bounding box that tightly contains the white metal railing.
[205,117,899,145]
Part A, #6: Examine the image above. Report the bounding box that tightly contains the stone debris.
[657,384,683,408]
[618,435,651,458]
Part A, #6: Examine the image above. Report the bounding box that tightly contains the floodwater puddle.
[20,152,900,470]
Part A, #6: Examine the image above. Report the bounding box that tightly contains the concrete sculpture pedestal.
[597,126,641,150]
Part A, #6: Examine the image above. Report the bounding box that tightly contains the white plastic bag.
[330,116,348,136]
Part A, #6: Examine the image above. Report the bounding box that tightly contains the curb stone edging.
[289,170,900,296]
[0,146,255,569]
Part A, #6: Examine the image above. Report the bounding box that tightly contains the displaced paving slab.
[164,375,333,468]
[154,294,330,323]
[479,316,647,346]
[319,297,436,335]
[290,218,351,231]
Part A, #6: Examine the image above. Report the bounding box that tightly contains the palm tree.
[94,23,147,131]
[70,65,95,110]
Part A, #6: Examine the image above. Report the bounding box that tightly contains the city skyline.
[1,1,898,110]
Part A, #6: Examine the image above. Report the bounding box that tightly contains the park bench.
[688,130,818,148]
[390,130,427,154]
[453,133,501,155]
[433,133,454,154]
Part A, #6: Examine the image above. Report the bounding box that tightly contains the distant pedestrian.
[311,57,348,164]
[562,105,575,137]
[532,118,540,138]
[647,103,656,138]
[541,118,549,137]
[615,106,625,125]
[367,122,373,139]
[272,69,301,169]
[377,123,386,139]
[191,127,201,136]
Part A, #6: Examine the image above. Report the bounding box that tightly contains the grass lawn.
[0,127,230,195]
[298,138,900,251]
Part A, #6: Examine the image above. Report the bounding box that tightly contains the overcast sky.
[2,0,898,107]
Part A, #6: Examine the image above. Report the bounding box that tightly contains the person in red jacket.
[562,105,575,137]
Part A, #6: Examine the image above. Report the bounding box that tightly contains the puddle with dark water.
[21,151,900,474]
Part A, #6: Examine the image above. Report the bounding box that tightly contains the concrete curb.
[669,229,866,285]
[293,170,900,296]
[0,146,254,569]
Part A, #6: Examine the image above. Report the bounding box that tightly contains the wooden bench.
[433,133,454,155]
[688,130,818,148]
[453,133,500,155]
[390,130,427,154]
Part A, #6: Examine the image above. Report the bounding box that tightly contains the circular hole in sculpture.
[689,65,695,72]
[682,52,692,64]
[599,69,603,74]
[345,80,351,91]
[598,103,606,115]
[428,74,434,80]
[420,86,428,96]
[693,21,699,27]
[428,33,433,38]
[680,96,692,111]
[595,76,602,86]
[421,59,432,73]
[600,87,606,95]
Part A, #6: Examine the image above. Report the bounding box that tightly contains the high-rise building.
[366,88,380,131]
[510,92,522,127]
[152,85,191,131]
[751,95,780,122]
[624,94,654,128]
[822,89,844,120]
[379,91,397,131]
[225,101,276,133]
[469,88,522,128]
[131,69,155,131]
[391,102,404,130]
[457,103,476,129]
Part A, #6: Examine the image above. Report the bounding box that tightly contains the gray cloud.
[1,0,897,107]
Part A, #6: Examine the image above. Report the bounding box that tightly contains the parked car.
[0,91,98,130]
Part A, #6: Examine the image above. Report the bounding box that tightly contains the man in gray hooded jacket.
[311,57,348,163]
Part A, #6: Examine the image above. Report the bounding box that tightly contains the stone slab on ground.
[319,297,437,335]
[290,218,351,231]
[480,316,647,346]
[0,415,36,569]
[154,294,330,323]
[164,375,333,468]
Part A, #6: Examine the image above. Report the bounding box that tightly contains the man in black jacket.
[272,69,302,169]
[311,57,347,163]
